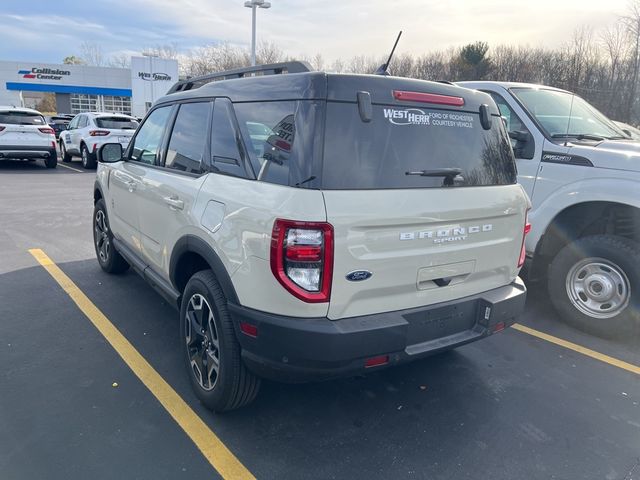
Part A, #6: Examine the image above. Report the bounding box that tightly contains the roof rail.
[167,61,313,94]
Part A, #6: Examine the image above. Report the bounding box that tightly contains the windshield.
[95,117,138,130]
[0,111,46,125]
[511,88,625,140]
[321,102,517,189]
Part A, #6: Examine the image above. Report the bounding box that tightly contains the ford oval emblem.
[346,270,373,282]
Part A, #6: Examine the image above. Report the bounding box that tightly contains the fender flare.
[170,235,239,305]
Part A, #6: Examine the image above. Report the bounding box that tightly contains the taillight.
[518,212,532,268]
[38,127,55,135]
[89,130,110,136]
[270,219,333,303]
[393,90,465,106]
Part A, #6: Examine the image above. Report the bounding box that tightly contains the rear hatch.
[321,76,529,320]
[0,110,51,147]
[94,116,138,147]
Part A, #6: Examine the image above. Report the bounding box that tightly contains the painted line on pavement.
[29,248,255,480]
[57,163,84,173]
[512,323,640,376]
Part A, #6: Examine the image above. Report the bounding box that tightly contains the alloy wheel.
[185,293,220,391]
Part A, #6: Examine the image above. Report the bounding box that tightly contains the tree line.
[65,2,640,124]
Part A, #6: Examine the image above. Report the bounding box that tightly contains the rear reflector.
[38,127,55,135]
[239,322,258,338]
[365,355,389,368]
[518,212,532,268]
[393,90,465,106]
[492,322,506,333]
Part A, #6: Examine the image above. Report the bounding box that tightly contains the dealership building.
[0,56,179,117]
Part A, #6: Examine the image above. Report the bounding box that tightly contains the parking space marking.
[512,323,640,376]
[57,163,84,173]
[28,248,255,480]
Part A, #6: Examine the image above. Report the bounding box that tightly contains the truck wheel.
[44,151,57,169]
[60,141,72,162]
[181,270,260,412]
[93,199,129,274]
[81,144,96,169]
[548,235,640,338]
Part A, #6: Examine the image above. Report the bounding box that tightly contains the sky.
[0,0,631,65]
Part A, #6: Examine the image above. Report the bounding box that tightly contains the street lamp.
[244,0,271,66]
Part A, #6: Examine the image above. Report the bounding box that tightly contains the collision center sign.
[18,67,71,81]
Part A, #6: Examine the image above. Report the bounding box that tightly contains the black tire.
[548,235,640,338]
[92,199,129,274]
[180,270,260,412]
[81,143,96,169]
[44,151,57,169]
[60,141,72,162]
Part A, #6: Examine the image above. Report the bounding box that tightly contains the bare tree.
[108,54,131,69]
[80,41,105,66]
[142,43,179,59]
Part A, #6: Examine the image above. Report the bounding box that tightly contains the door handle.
[163,196,184,210]
[126,180,137,192]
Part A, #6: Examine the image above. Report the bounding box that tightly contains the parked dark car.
[46,115,71,139]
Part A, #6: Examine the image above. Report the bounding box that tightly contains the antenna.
[374,31,402,76]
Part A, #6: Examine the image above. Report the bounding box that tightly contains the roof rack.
[167,61,313,94]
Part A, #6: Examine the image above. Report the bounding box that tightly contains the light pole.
[244,0,271,66]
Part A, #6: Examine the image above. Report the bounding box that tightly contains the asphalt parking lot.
[1,159,639,480]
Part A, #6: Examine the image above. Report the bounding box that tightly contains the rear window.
[321,102,517,189]
[0,111,45,125]
[95,117,138,130]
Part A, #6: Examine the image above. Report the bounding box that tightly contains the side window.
[129,106,172,165]
[210,98,249,178]
[165,101,211,174]
[78,116,88,128]
[487,92,535,159]
[234,101,297,185]
[68,116,78,129]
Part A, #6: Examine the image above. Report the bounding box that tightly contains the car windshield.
[0,111,46,125]
[511,88,626,140]
[95,117,138,130]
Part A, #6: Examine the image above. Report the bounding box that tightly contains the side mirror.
[98,143,123,163]
[622,128,632,138]
[508,130,530,142]
[508,130,535,160]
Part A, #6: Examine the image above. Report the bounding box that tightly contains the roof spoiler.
[167,61,313,94]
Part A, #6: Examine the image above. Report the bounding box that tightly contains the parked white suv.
[459,81,640,338]
[0,107,57,168]
[93,63,530,411]
[59,112,138,169]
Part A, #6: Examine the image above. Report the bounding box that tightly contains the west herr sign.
[18,67,71,81]
[137,71,172,81]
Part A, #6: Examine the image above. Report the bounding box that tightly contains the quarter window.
[129,106,172,165]
[165,102,211,174]
[210,98,248,178]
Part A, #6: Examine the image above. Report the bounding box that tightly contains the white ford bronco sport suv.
[459,82,640,338]
[93,62,530,411]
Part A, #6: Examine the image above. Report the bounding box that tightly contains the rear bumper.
[0,145,55,159]
[230,277,527,382]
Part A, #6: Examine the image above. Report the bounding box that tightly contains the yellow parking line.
[28,248,255,480]
[512,323,640,376]
[57,163,84,173]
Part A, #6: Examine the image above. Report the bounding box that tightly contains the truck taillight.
[89,130,110,136]
[270,219,333,303]
[518,213,531,268]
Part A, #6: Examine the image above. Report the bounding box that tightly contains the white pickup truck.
[459,82,640,338]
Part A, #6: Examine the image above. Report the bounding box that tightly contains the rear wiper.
[551,133,605,141]
[406,168,463,186]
